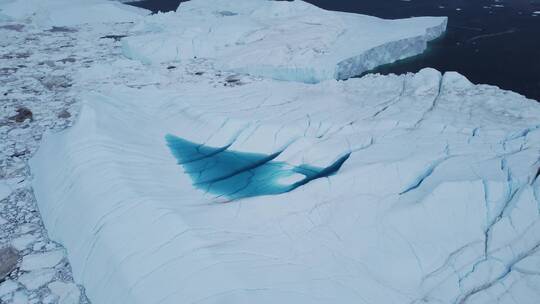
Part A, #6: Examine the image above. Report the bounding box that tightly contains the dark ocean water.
[129,0,540,101]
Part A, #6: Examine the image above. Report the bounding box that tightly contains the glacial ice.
[121,0,447,83]
[30,64,540,303]
[166,134,349,200]
[0,0,149,27]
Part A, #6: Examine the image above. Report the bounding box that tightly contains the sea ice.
[17,269,56,290]
[122,0,447,83]
[48,281,81,304]
[0,182,11,201]
[0,280,19,297]
[20,250,64,271]
[11,233,39,251]
[11,291,28,304]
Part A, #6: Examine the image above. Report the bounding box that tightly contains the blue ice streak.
[166,134,349,200]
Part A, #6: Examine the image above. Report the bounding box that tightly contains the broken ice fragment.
[20,250,64,271]
[17,268,55,290]
[48,281,81,304]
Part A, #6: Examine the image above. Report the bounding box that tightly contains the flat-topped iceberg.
[122,0,447,83]
[0,0,149,26]
[30,65,540,304]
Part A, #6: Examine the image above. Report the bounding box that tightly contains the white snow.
[0,0,150,27]
[18,269,56,290]
[48,281,81,304]
[30,65,540,304]
[20,250,64,271]
[122,0,447,83]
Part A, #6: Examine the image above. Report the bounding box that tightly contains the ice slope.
[0,0,149,26]
[30,66,540,304]
[121,0,447,83]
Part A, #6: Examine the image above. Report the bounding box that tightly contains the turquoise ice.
[166,134,350,200]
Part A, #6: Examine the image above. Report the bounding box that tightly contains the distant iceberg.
[122,0,447,83]
[0,0,150,27]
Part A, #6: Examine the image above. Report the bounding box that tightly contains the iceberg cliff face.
[121,0,447,83]
[30,63,540,303]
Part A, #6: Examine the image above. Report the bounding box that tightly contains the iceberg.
[0,0,149,27]
[30,64,540,304]
[121,0,447,83]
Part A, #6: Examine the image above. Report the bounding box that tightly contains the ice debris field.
[1,0,540,304]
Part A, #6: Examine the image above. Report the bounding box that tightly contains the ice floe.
[0,280,19,297]
[48,281,81,304]
[20,250,64,271]
[17,268,56,290]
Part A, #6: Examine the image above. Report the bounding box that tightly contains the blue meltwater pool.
[166,134,350,200]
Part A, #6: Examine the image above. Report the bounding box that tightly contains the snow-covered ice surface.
[122,0,447,83]
[32,47,540,304]
[0,0,149,27]
[1,0,539,303]
[32,61,540,303]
